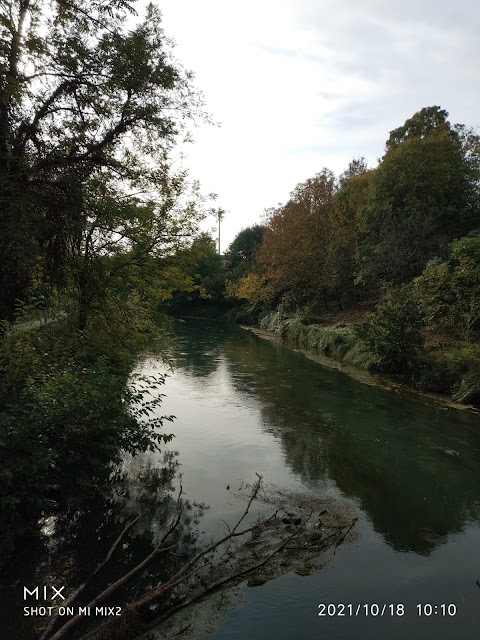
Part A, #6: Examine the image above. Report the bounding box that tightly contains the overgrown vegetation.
[162,233,228,316]
[0,0,212,574]
[225,107,480,406]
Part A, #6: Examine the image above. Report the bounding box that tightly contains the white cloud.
[153,0,480,249]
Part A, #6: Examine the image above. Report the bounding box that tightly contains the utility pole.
[216,208,225,255]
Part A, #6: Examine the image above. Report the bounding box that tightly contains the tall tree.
[339,155,369,185]
[259,168,337,307]
[0,0,204,319]
[62,172,207,330]
[226,224,265,273]
[385,105,454,149]
[331,158,372,300]
[161,232,226,313]
[357,107,480,286]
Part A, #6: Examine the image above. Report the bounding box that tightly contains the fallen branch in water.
[38,514,143,640]
[44,486,185,640]
[138,514,312,636]
[39,477,357,640]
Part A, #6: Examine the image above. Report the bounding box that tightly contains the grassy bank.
[258,312,480,410]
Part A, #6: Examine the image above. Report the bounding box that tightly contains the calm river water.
[137,319,480,640]
[4,318,479,640]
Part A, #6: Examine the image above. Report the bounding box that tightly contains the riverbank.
[241,322,480,416]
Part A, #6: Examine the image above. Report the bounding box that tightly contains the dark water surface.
[139,320,480,640]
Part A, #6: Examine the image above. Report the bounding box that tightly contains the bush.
[415,346,480,405]
[0,322,173,566]
[414,237,480,342]
[355,286,426,376]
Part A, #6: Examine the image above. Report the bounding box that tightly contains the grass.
[284,321,378,369]
[258,310,480,408]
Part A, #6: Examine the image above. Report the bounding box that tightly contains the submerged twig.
[46,487,184,640]
[38,514,142,640]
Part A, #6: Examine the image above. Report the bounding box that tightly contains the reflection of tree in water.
[260,401,332,485]
[327,427,480,554]
[157,320,480,554]
[1,453,205,640]
[169,320,232,378]
[56,452,204,582]
[189,323,480,555]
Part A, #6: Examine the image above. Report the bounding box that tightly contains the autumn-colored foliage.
[258,168,337,306]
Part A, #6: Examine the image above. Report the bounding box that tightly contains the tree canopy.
[259,168,337,306]
[385,105,454,149]
[226,224,265,272]
[357,107,480,285]
[0,0,206,320]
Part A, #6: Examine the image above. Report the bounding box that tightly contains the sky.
[154,0,479,250]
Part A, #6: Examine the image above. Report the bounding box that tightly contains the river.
[138,319,480,640]
[3,318,480,640]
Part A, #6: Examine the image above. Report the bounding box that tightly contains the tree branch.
[38,515,143,640]
[45,487,184,640]
[143,516,310,634]
[16,80,80,149]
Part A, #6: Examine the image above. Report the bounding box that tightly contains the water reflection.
[168,320,480,555]
[0,453,203,640]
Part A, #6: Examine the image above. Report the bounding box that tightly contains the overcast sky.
[155,0,479,250]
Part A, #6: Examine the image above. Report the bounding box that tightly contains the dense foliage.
[414,237,480,342]
[162,232,227,314]
[0,0,213,569]
[225,106,480,405]
[0,323,174,560]
[0,0,208,323]
[355,286,425,376]
[226,224,265,274]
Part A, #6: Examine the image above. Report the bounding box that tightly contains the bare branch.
[38,515,143,640]
[144,517,310,633]
[232,474,263,535]
[45,488,184,640]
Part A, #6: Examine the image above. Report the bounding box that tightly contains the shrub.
[0,322,173,565]
[414,237,480,342]
[355,286,426,376]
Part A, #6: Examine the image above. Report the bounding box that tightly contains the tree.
[357,107,480,286]
[385,105,454,149]
[226,224,265,273]
[259,169,337,308]
[0,0,205,320]
[162,232,226,313]
[330,159,372,301]
[339,155,369,186]
[225,271,276,316]
[414,237,480,342]
[59,171,208,330]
